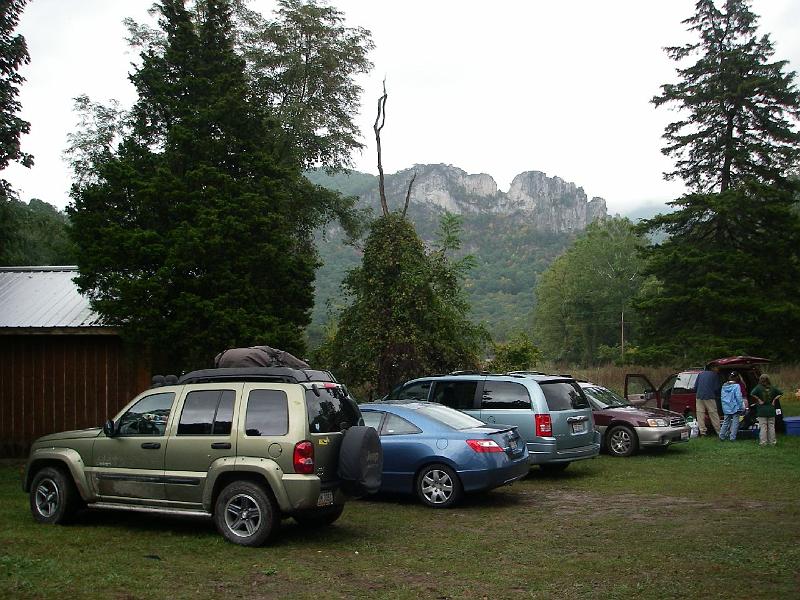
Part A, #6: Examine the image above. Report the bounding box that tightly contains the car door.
[163,386,241,504]
[624,374,659,407]
[89,391,177,501]
[479,380,534,441]
[667,371,700,416]
[363,410,424,493]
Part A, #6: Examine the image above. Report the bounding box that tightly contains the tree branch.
[401,170,416,218]
[374,80,388,216]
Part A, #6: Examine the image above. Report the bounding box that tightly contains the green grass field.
[2,432,799,599]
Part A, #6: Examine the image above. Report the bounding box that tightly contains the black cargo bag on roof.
[214,346,310,370]
[337,426,383,497]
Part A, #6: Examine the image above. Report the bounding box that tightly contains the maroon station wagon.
[623,356,784,433]
[579,382,689,457]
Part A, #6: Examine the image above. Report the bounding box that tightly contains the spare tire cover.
[337,426,383,497]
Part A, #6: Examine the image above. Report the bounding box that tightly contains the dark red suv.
[624,356,784,434]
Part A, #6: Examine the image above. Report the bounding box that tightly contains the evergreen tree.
[68,0,354,373]
[638,1,800,364]
[653,0,800,193]
[634,182,800,363]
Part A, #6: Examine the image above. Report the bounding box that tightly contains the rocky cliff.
[373,164,607,232]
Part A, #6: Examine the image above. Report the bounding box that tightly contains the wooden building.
[0,267,150,457]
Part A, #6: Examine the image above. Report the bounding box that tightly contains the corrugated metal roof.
[0,267,104,329]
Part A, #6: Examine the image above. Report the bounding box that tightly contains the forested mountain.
[307,164,608,343]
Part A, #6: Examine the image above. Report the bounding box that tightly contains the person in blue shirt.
[719,372,745,441]
[694,366,721,436]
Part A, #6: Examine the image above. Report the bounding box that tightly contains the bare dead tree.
[401,171,417,218]
[374,80,389,216]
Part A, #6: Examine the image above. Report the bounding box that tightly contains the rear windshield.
[539,381,590,411]
[305,386,361,433]
[414,404,485,430]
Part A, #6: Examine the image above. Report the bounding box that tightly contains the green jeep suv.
[23,367,382,546]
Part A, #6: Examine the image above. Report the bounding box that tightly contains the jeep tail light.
[466,439,503,453]
[535,414,552,437]
[293,440,314,474]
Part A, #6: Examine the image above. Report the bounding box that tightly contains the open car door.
[624,374,659,408]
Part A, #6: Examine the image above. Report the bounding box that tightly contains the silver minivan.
[385,373,600,472]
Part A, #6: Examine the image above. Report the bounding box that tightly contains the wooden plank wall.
[0,335,150,457]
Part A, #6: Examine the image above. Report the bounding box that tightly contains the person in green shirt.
[750,375,782,446]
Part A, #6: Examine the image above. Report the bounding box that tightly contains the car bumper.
[458,455,530,493]
[525,431,601,465]
[634,425,691,447]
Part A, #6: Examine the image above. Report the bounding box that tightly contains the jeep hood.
[34,427,103,444]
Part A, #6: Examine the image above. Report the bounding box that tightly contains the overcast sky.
[5,0,800,215]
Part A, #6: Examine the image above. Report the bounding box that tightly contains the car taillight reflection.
[466,439,503,453]
[293,440,315,474]
[535,414,552,437]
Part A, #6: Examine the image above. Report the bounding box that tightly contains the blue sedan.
[360,401,529,508]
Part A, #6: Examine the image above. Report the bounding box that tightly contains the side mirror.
[103,419,117,437]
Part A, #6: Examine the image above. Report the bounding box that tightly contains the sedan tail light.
[293,440,315,474]
[466,439,503,453]
[535,414,552,437]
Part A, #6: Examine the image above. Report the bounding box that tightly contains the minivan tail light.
[535,414,552,437]
[466,439,503,453]
[293,440,315,474]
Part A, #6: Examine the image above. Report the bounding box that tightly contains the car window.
[305,386,360,433]
[430,381,477,410]
[674,372,698,394]
[245,389,289,436]
[177,389,236,436]
[361,411,384,431]
[415,404,485,430]
[388,380,431,401]
[117,392,175,436]
[539,381,589,411]
[481,381,531,409]
[382,414,421,436]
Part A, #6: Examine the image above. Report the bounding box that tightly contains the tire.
[29,466,81,525]
[607,425,639,457]
[539,462,569,474]
[214,481,278,547]
[337,426,383,497]
[293,505,344,528]
[415,464,462,508]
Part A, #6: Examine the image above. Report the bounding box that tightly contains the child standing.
[750,374,782,447]
[720,372,745,441]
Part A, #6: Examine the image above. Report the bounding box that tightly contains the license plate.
[681,430,689,440]
[508,438,518,451]
[317,491,334,507]
[571,421,586,434]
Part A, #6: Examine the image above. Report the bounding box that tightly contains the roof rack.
[448,370,491,376]
[177,367,337,385]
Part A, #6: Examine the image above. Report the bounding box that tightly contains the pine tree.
[68,0,353,373]
[637,0,800,364]
[634,182,800,363]
[653,0,800,193]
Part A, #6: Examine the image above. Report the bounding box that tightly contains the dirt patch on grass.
[514,487,773,522]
